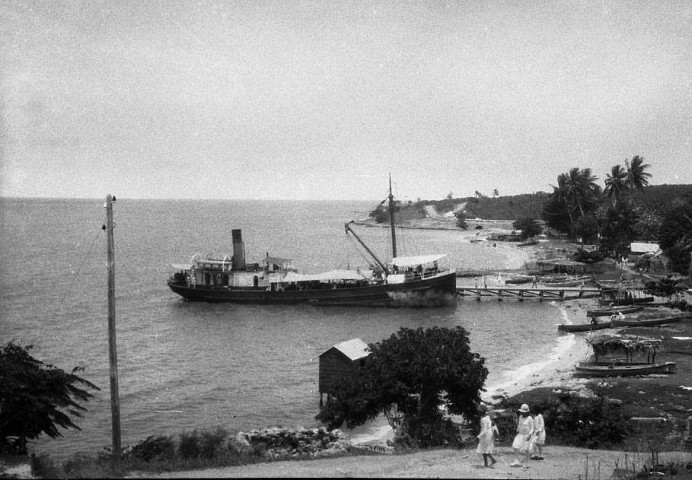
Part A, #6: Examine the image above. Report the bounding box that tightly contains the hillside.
[370,184,692,224]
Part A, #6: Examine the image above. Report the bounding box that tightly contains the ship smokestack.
[232,229,246,270]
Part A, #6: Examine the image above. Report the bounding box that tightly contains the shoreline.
[348,240,596,446]
[482,298,594,403]
[346,297,596,447]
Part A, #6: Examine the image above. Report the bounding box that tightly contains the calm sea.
[0,198,567,458]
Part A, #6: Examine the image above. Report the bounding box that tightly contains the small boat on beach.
[504,275,533,284]
[586,305,643,318]
[167,179,457,307]
[543,279,588,288]
[539,275,591,284]
[598,296,655,306]
[574,331,676,377]
[574,361,677,377]
[558,321,613,333]
[518,239,538,247]
[610,314,688,328]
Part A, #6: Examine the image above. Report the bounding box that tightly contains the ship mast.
[388,174,397,258]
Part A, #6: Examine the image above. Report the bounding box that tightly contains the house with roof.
[318,338,370,405]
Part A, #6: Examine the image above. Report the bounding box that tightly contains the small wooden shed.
[318,338,370,405]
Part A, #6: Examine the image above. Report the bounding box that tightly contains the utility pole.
[104,194,122,465]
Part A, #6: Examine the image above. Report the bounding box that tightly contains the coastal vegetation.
[0,342,99,456]
[316,326,488,448]
[370,157,692,274]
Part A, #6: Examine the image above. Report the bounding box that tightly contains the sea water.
[0,198,566,458]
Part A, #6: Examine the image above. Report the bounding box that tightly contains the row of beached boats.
[558,313,687,332]
[560,308,689,377]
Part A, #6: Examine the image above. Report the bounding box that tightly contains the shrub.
[200,428,228,459]
[500,390,633,449]
[127,435,175,462]
[178,430,202,459]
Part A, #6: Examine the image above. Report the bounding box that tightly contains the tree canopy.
[513,217,542,239]
[316,326,488,447]
[0,342,100,454]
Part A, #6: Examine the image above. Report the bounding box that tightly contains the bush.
[127,435,175,462]
[500,390,633,449]
[178,430,202,459]
[573,249,604,263]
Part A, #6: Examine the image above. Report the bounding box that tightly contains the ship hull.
[168,270,457,307]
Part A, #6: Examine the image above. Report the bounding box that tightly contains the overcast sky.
[1,0,690,201]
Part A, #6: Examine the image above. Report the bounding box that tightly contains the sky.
[1,0,690,202]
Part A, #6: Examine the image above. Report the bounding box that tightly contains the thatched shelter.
[586,332,661,363]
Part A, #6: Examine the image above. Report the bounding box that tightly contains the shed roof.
[321,338,370,361]
[630,242,660,254]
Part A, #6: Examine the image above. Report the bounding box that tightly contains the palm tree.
[564,167,600,217]
[625,156,651,192]
[604,164,629,206]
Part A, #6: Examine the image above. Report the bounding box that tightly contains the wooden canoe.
[598,296,655,306]
[586,306,644,317]
[558,321,613,333]
[574,361,677,377]
[505,275,533,284]
[611,315,688,328]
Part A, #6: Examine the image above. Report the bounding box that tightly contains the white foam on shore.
[482,305,580,403]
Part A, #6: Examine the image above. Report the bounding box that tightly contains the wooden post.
[105,194,122,465]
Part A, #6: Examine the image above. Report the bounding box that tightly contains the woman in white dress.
[511,403,534,467]
[531,406,546,460]
[476,404,499,467]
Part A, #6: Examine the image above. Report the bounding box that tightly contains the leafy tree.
[573,214,599,245]
[563,167,600,218]
[542,187,572,235]
[658,200,692,275]
[598,203,639,258]
[643,277,687,299]
[513,217,541,239]
[0,342,99,454]
[455,211,468,230]
[316,326,488,447]
[543,168,600,238]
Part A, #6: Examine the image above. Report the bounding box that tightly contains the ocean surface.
[0,198,570,458]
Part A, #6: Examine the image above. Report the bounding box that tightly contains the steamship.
[167,181,457,307]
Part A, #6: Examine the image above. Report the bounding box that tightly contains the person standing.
[476,404,498,468]
[511,404,534,467]
[531,407,546,460]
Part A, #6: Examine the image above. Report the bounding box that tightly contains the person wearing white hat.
[510,403,534,467]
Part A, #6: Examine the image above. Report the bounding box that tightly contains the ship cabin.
[268,269,373,292]
[318,338,371,405]
[169,253,296,289]
[386,254,446,284]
